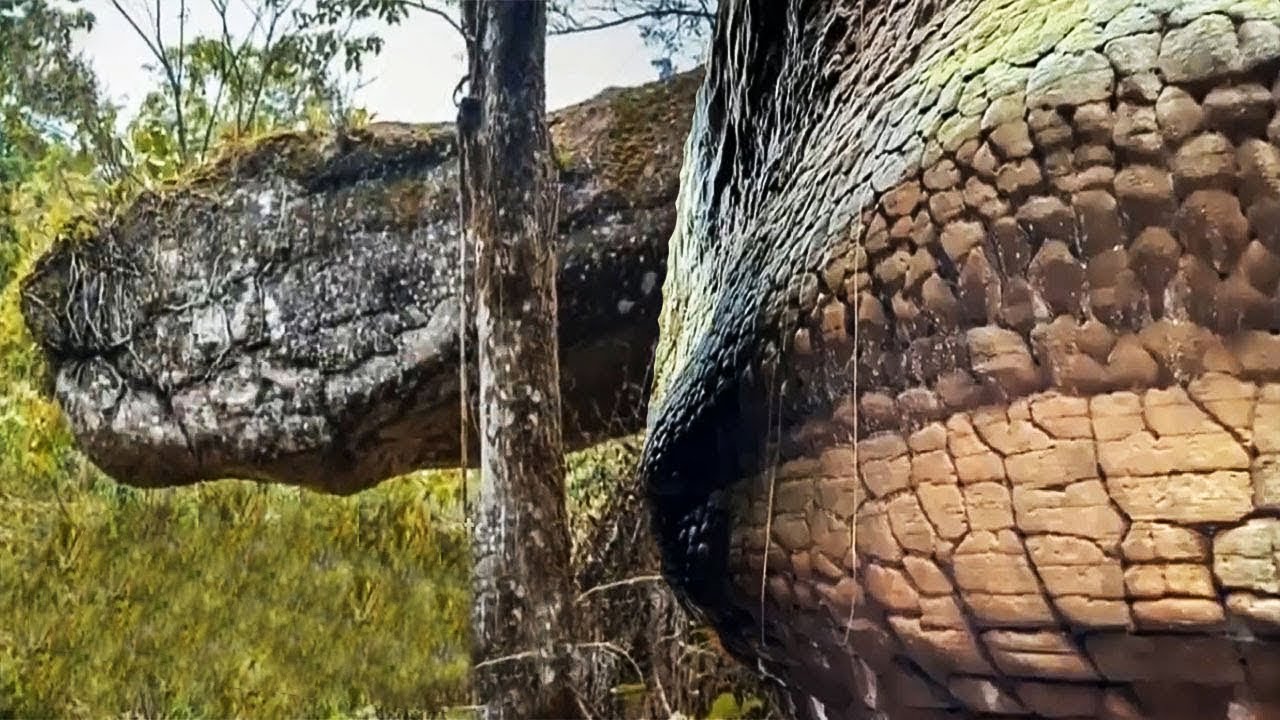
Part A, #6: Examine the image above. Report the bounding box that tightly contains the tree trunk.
[459,2,577,718]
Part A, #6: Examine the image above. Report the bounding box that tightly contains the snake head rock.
[19,73,699,493]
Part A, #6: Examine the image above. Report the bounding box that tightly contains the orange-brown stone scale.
[725,384,1280,718]
[791,61,1280,447]
[709,10,1280,718]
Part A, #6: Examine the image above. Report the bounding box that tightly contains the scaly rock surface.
[20,71,699,493]
[640,2,1280,718]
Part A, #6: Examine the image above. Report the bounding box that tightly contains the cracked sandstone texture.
[19,71,699,493]
[640,1,1280,718]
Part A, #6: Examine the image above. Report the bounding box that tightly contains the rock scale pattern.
[650,1,1280,718]
[730,385,1280,718]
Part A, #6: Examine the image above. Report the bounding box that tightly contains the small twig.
[398,0,467,40]
[110,0,190,161]
[576,574,664,603]
[550,8,712,36]
[572,689,595,720]
[758,371,784,645]
[471,648,541,671]
[577,641,671,718]
[844,192,865,650]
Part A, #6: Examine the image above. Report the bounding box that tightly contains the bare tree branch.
[549,7,712,36]
[396,0,466,40]
[243,0,298,134]
[197,76,227,157]
[107,0,190,158]
[175,0,187,150]
[211,0,270,135]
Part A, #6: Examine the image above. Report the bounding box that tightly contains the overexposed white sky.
[75,0,699,125]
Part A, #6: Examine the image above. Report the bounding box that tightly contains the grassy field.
[0,432,473,718]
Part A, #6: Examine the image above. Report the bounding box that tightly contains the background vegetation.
[0,1,766,717]
[2,3,472,715]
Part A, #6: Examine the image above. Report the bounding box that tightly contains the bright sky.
[75,0,700,125]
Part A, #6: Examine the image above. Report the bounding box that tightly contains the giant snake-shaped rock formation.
[20,73,697,493]
[23,3,1280,718]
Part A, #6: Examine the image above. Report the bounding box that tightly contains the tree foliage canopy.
[0,0,119,182]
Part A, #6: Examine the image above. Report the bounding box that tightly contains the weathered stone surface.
[982,630,1098,681]
[1122,522,1209,562]
[1106,471,1253,523]
[730,385,1280,710]
[1215,519,1280,593]
[1026,51,1114,108]
[1124,563,1216,598]
[949,676,1026,714]
[1087,634,1242,683]
[1158,14,1241,83]
[1016,681,1102,718]
[22,72,701,492]
[1157,86,1204,142]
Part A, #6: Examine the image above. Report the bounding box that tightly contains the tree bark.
[460,2,577,718]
